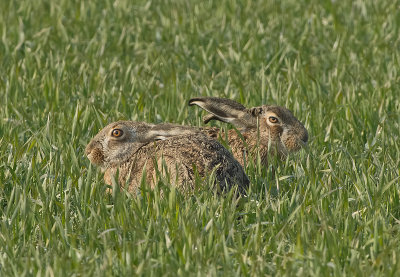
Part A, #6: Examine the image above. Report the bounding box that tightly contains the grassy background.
[1,0,399,275]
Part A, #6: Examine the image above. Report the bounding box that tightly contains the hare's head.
[85,121,199,169]
[189,97,308,153]
[249,105,308,153]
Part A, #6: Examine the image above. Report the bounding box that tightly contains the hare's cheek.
[268,126,283,139]
[108,140,123,149]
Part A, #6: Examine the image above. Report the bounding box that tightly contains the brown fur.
[85,121,249,194]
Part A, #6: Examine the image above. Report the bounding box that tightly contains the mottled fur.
[189,97,309,167]
[85,121,249,194]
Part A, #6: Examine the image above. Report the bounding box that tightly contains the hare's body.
[201,127,273,166]
[190,97,308,167]
[85,121,249,194]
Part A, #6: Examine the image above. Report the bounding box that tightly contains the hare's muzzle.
[281,124,309,152]
[85,141,105,166]
[85,142,95,156]
[300,129,308,145]
[292,127,308,150]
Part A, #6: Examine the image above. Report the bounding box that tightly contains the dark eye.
[269,116,279,124]
[111,129,123,137]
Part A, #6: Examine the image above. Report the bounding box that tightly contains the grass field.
[1,0,400,275]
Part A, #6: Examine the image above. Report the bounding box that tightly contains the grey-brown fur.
[189,97,309,167]
[85,121,249,194]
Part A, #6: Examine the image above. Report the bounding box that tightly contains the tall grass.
[1,0,399,275]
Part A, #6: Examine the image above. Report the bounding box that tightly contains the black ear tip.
[188,98,202,106]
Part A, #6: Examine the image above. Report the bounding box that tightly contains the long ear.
[143,124,200,141]
[188,97,257,128]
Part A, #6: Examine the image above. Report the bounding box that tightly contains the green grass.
[1,0,400,275]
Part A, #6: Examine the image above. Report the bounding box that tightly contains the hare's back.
[153,134,249,192]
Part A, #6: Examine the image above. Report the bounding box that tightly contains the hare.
[189,97,308,167]
[85,120,249,194]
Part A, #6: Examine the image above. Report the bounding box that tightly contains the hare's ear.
[248,106,264,117]
[142,124,199,142]
[189,97,257,128]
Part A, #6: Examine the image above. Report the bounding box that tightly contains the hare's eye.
[111,129,124,137]
[268,116,279,124]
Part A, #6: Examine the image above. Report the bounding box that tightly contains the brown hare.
[85,121,249,194]
[189,97,308,167]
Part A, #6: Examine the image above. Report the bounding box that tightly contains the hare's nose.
[85,141,99,156]
[85,148,92,156]
[301,131,308,144]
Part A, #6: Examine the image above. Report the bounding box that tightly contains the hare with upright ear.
[85,121,249,194]
[189,97,308,167]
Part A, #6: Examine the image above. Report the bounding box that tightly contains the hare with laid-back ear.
[85,121,249,194]
[189,97,308,167]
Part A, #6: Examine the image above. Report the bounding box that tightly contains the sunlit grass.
[1,0,399,275]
